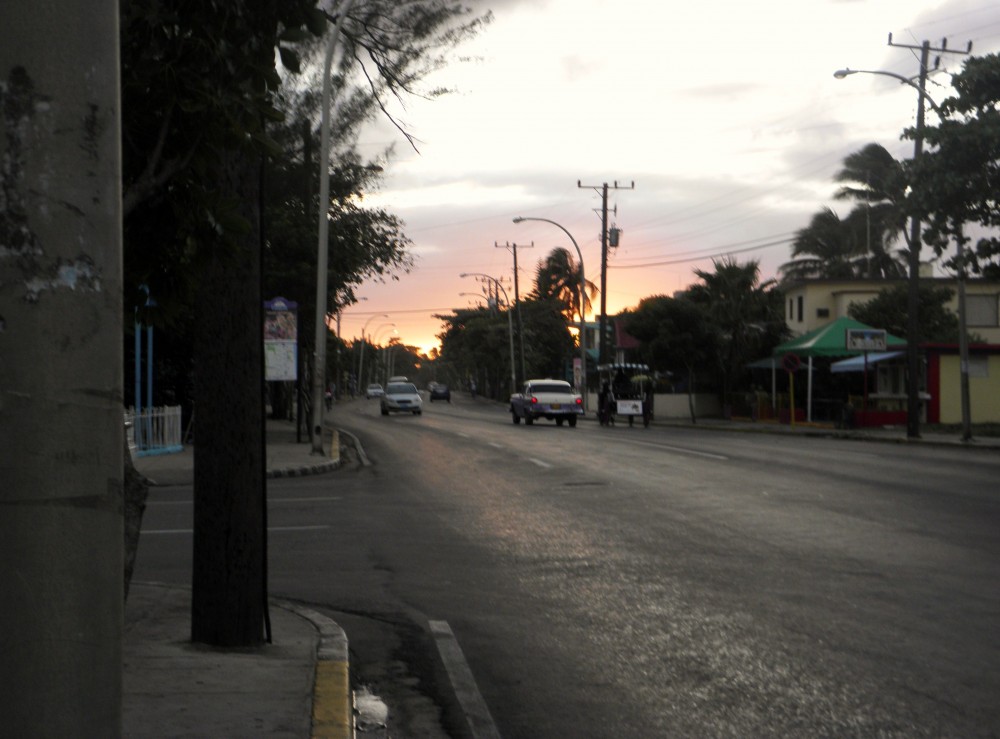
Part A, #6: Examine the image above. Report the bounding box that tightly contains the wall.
[586,392,722,419]
[936,354,1000,424]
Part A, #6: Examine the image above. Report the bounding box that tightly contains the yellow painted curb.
[330,429,340,465]
[311,660,351,739]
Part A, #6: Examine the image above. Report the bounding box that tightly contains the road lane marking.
[143,525,331,535]
[529,458,552,468]
[146,497,342,506]
[429,621,501,739]
[489,442,504,449]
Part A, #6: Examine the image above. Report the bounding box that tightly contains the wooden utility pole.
[578,180,634,366]
[886,34,970,439]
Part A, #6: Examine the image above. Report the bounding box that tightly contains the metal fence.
[125,405,183,457]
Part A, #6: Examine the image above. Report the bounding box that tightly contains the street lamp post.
[371,323,396,386]
[311,0,356,453]
[357,313,388,392]
[834,59,939,439]
[461,272,517,395]
[459,292,488,306]
[514,216,588,411]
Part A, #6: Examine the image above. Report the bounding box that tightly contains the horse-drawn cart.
[596,362,653,427]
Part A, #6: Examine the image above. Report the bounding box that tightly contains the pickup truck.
[509,379,584,427]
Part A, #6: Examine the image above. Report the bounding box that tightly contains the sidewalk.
[654,415,1000,449]
[128,419,350,739]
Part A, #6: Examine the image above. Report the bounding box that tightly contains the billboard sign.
[846,328,887,352]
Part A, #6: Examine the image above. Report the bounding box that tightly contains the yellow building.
[781,277,1000,343]
[781,278,1000,424]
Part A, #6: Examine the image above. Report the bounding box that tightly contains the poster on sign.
[264,297,298,381]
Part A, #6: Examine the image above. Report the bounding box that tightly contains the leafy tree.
[532,248,597,324]
[687,257,785,402]
[907,54,1000,277]
[847,284,961,343]
[518,297,577,380]
[624,296,715,422]
[120,0,489,646]
[435,307,513,400]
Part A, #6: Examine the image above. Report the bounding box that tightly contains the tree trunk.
[0,1,123,732]
[123,435,149,601]
[191,147,267,647]
[687,366,697,424]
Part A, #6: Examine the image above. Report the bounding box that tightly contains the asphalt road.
[137,394,1000,737]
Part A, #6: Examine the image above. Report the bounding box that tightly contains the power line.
[610,237,794,270]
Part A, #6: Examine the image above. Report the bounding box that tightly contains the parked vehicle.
[429,383,451,402]
[381,382,423,415]
[509,379,583,427]
[365,383,384,399]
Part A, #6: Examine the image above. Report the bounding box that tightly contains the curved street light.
[461,272,517,394]
[834,61,942,439]
[513,216,588,411]
[459,292,488,306]
[833,68,942,113]
[357,313,389,395]
[372,323,399,382]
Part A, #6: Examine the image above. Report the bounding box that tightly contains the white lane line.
[631,439,728,461]
[429,620,501,739]
[529,458,552,468]
[146,497,342,506]
[489,442,504,449]
[143,525,331,535]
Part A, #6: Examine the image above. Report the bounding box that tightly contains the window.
[969,356,989,378]
[788,299,794,320]
[797,296,804,323]
[816,308,830,319]
[966,294,999,327]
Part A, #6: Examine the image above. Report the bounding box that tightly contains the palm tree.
[533,248,597,324]
[688,257,783,402]
[780,207,864,281]
[834,143,910,278]
[781,144,910,282]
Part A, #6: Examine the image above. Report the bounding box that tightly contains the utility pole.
[497,240,533,385]
[578,180,634,366]
[887,34,970,439]
[1,1,123,733]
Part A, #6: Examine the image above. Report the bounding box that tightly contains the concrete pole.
[311,0,355,453]
[0,1,123,733]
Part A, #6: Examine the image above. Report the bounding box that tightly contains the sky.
[339,0,1000,355]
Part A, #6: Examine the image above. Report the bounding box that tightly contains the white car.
[381,382,423,416]
[365,383,384,399]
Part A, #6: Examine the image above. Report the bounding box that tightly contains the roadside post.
[782,353,801,427]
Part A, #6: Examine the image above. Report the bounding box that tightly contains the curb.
[279,601,352,739]
[267,459,340,479]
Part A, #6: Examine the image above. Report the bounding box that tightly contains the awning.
[830,351,904,373]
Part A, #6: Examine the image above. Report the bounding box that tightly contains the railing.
[125,405,184,457]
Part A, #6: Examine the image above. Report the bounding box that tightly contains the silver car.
[380,382,423,416]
